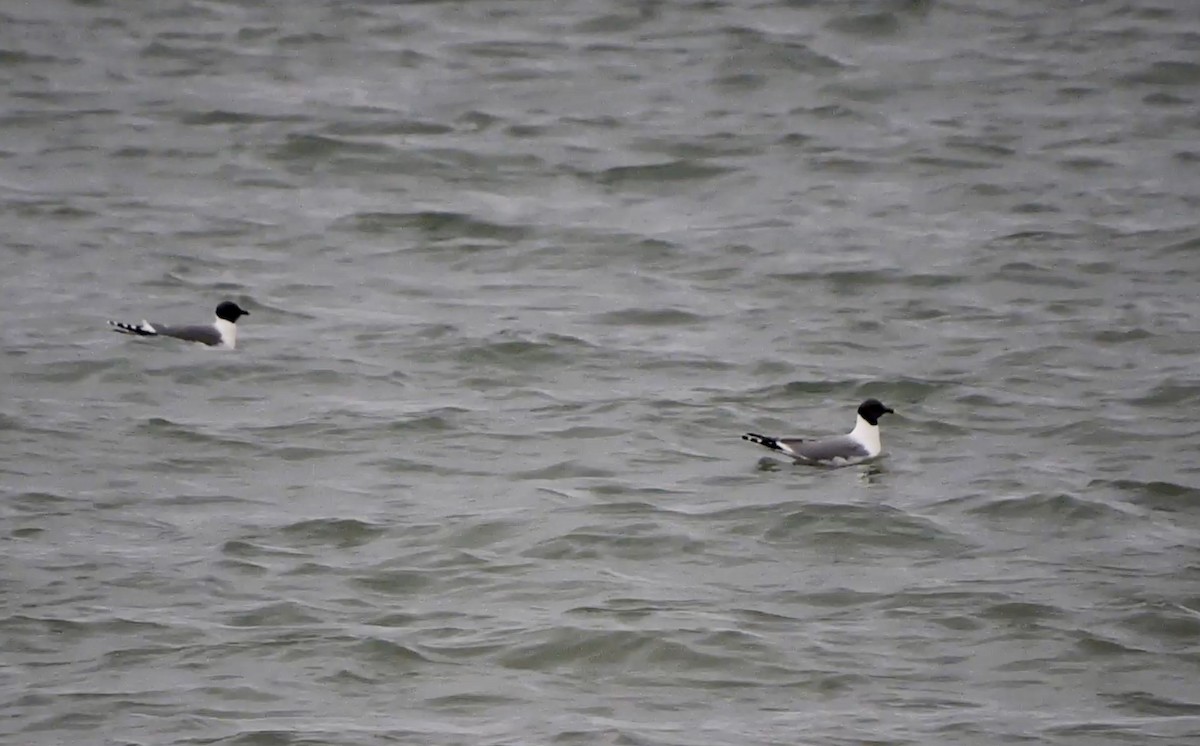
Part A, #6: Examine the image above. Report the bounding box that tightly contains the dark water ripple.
[5,0,1200,744]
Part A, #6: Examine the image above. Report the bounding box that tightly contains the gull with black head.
[743,398,895,464]
[108,300,250,349]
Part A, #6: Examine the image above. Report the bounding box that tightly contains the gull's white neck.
[848,414,882,457]
[215,317,237,349]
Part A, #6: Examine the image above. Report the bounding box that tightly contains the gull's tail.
[742,433,784,452]
[108,319,157,337]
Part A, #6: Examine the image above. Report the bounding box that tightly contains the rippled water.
[4,1,1200,744]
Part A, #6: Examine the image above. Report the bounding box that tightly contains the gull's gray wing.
[155,324,222,346]
[788,435,869,462]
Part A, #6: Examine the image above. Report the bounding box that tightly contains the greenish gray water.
[3,1,1200,744]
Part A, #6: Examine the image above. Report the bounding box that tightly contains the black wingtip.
[743,433,783,452]
[108,320,156,337]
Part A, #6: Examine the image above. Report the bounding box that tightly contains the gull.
[108,300,250,349]
[743,398,895,464]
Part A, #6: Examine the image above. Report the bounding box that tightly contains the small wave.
[1092,478,1200,513]
[382,413,462,434]
[27,359,120,384]
[326,116,451,137]
[590,160,735,186]
[807,155,879,174]
[1072,629,1151,657]
[350,569,436,595]
[1120,605,1200,642]
[826,11,902,38]
[978,601,1064,625]
[347,637,434,669]
[993,261,1089,288]
[513,461,617,480]
[265,445,341,462]
[226,601,324,627]
[180,109,308,126]
[1126,380,1200,407]
[1104,689,1200,716]
[762,503,968,553]
[269,132,393,161]
[452,335,588,369]
[221,543,306,567]
[452,40,569,60]
[279,518,387,548]
[495,626,789,680]
[909,154,998,171]
[137,417,250,448]
[522,525,707,560]
[718,26,847,75]
[969,492,1131,523]
[331,210,531,241]
[592,308,708,326]
[0,613,171,640]
[0,49,64,65]
[1156,233,1200,255]
[1120,60,1200,86]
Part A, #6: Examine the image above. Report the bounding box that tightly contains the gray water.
[4,1,1200,744]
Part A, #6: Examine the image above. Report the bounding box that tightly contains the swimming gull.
[742,398,895,464]
[108,300,250,349]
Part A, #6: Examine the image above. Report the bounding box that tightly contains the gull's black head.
[857,398,894,426]
[215,301,249,323]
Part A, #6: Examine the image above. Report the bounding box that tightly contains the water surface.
[4,1,1200,744]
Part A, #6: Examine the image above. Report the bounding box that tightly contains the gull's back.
[787,435,871,463]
